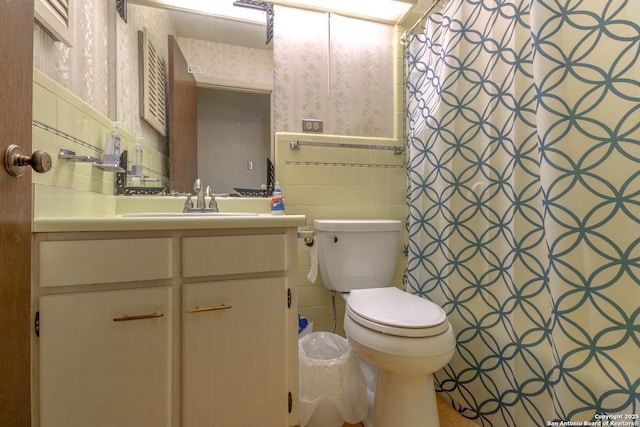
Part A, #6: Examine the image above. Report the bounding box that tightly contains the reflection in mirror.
[131,1,274,194]
[197,88,271,195]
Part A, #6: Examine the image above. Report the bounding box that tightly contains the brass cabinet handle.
[187,304,232,314]
[113,312,164,322]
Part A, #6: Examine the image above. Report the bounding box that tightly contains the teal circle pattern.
[405,0,640,425]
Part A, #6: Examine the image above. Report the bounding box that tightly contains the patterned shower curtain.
[405,0,640,425]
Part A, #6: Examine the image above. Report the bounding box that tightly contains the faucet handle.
[208,193,228,211]
[183,194,193,212]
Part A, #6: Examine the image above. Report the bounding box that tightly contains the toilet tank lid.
[314,219,402,232]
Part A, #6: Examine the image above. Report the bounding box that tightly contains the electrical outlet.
[302,119,323,133]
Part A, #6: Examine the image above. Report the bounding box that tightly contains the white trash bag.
[299,332,368,427]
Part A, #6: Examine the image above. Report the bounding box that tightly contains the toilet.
[314,219,456,427]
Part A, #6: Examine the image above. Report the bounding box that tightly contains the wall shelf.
[58,148,100,163]
[58,149,125,173]
[94,163,125,172]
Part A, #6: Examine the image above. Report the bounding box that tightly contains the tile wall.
[273,22,410,335]
[275,133,407,334]
[32,68,169,195]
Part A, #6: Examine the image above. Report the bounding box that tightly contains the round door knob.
[4,144,52,177]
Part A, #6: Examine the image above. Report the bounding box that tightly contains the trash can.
[298,332,368,427]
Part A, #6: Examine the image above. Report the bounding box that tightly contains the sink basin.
[122,212,259,217]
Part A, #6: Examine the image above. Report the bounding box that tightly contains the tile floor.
[341,395,478,427]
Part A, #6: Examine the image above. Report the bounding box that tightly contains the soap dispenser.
[270,182,285,215]
[131,140,144,176]
[103,122,122,165]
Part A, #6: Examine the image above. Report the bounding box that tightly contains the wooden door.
[0,1,34,425]
[168,35,198,193]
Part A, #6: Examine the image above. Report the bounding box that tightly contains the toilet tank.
[314,219,402,292]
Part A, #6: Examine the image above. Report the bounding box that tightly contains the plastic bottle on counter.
[270,182,285,215]
[131,142,143,175]
[103,122,122,166]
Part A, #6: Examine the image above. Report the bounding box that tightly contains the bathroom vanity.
[31,213,305,427]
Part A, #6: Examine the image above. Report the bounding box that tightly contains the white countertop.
[33,186,305,233]
[33,214,306,233]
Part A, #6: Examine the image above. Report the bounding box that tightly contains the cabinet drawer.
[182,234,286,278]
[39,238,173,287]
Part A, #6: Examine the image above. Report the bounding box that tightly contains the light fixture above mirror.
[130,0,267,23]
[131,0,416,24]
[130,0,274,43]
[267,0,416,23]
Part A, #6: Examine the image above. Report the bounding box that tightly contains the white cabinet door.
[39,287,173,427]
[182,277,288,426]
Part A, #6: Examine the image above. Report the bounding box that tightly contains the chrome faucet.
[183,179,228,213]
[194,178,206,209]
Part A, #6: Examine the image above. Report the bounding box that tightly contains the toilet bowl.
[314,219,456,427]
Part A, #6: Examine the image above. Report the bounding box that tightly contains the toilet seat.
[346,287,449,338]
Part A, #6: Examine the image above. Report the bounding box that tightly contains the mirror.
[34,1,399,195]
[130,2,274,194]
